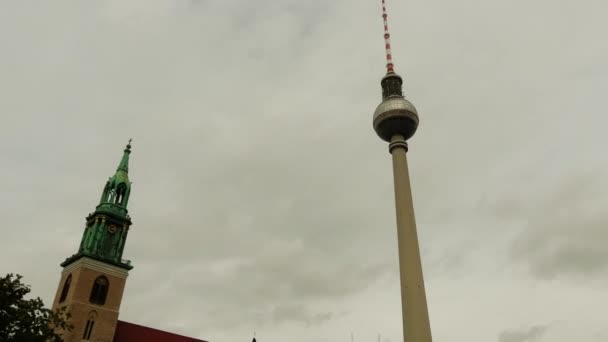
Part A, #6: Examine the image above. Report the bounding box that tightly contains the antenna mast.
[381,0,395,73]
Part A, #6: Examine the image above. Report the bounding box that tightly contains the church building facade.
[50,142,208,342]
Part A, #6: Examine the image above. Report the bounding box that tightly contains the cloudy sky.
[1,0,607,341]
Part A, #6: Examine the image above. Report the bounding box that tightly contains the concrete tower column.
[373,0,432,338]
[373,71,433,342]
[389,135,432,342]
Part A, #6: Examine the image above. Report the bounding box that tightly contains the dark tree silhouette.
[0,273,72,342]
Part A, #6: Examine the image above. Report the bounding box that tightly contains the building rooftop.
[113,320,208,342]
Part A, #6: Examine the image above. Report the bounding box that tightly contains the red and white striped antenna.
[381,0,395,73]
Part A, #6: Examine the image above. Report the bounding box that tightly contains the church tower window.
[116,183,127,205]
[82,311,97,340]
[108,188,116,203]
[89,276,109,305]
[59,274,71,303]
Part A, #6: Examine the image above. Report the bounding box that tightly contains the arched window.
[82,311,97,341]
[59,274,72,303]
[116,183,127,205]
[89,276,109,305]
[107,188,116,203]
[100,182,110,203]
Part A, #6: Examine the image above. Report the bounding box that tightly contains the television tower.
[372,0,433,341]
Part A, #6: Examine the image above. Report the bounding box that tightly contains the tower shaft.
[373,0,432,339]
[389,135,432,342]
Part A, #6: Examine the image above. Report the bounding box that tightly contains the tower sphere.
[373,95,419,142]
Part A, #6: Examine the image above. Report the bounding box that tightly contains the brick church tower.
[51,142,135,342]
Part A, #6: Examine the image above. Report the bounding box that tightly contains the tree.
[0,273,72,342]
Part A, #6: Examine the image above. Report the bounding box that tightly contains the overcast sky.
[1,1,607,342]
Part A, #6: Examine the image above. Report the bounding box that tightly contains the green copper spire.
[98,140,132,212]
[117,138,132,173]
[62,141,135,270]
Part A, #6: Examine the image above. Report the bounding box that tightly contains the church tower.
[52,141,135,342]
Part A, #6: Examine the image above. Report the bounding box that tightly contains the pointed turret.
[98,140,132,214]
[61,141,135,270]
[117,139,131,173]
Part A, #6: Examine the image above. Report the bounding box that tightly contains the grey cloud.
[271,304,333,326]
[2,0,608,341]
[124,240,391,330]
[489,172,608,280]
[594,330,608,341]
[498,325,548,342]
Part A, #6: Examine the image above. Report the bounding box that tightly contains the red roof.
[114,320,208,342]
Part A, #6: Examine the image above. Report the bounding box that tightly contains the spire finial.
[117,140,132,173]
[381,0,395,73]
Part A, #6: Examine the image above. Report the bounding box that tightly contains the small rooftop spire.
[117,139,132,173]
